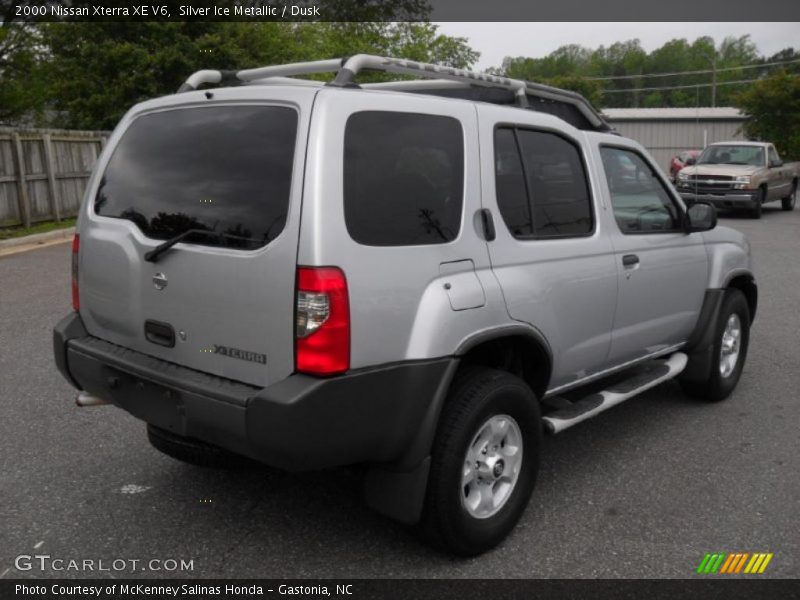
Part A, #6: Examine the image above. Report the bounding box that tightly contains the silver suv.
[53,55,757,556]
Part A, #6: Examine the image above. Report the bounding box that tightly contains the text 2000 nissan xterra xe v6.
[54,56,757,556]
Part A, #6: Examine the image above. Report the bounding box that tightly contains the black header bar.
[6,0,800,22]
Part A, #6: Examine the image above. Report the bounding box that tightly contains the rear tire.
[680,289,750,402]
[147,424,259,469]
[782,181,797,211]
[420,366,541,556]
[749,188,765,219]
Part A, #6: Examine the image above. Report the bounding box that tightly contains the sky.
[433,22,800,71]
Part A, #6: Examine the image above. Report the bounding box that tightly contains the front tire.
[420,366,541,556]
[750,188,765,219]
[680,289,750,402]
[782,181,797,211]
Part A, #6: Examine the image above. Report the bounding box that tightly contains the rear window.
[343,111,464,246]
[494,126,593,239]
[95,105,298,249]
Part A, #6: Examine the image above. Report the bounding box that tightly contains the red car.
[669,150,701,181]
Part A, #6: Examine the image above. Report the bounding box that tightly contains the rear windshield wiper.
[144,229,264,262]
[144,229,220,263]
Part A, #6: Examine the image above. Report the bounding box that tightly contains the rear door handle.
[622,254,639,267]
[477,209,496,242]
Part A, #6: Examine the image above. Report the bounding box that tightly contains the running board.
[542,352,688,434]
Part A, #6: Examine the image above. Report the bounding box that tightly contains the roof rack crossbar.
[333,55,605,128]
[177,58,345,92]
[177,54,608,130]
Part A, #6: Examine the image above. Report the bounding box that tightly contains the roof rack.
[178,54,611,132]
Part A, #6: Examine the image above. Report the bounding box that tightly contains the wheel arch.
[391,325,553,469]
[455,328,553,401]
[364,326,553,525]
[726,273,758,322]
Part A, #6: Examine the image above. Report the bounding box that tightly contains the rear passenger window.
[494,128,532,237]
[494,127,593,239]
[344,111,464,246]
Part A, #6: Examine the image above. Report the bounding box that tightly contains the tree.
[734,71,800,160]
[486,54,602,109]
[494,35,792,109]
[0,23,48,125]
[546,75,603,108]
[32,21,477,130]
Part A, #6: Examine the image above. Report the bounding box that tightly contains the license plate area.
[103,366,186,435]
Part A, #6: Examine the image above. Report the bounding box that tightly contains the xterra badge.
[213,344,267,365]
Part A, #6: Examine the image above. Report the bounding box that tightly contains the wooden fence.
[0,128,110,227]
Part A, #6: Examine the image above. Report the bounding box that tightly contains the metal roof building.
[602,107,748,172]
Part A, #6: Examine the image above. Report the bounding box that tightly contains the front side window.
[600,146,681,234]
[494,127,593,239]
[768,146,780,165]
[343,111,464,246]
[96,106,298,249]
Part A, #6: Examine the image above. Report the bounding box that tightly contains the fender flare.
[365,324,553,524]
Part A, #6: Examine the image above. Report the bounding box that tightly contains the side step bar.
[542,353,688,434]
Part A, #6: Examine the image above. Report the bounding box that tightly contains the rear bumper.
[678,190,759,209]
[54,312,454,472]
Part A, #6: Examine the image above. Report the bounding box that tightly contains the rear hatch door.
[79,88,315,387]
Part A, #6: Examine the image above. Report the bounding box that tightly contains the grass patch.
[0,218,77,241]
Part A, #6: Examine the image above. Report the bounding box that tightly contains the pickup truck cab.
[676,141,799,218]
[53,55,758,556]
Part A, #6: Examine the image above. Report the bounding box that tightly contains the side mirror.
[770,159,783,168]
[685,156,697,166]
[686,202,717,232]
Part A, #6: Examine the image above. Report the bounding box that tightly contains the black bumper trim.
[68,335,258,407]
[54,313,454,473]
[53,312,89,389]
[246,358,454,471]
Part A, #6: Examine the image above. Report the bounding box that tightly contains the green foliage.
[0,24,49,125]
[0,217,77,241]
[502,57,603,108]
[545,75,603,108]
[498,35,781,109]
[2,20,477,129]
[40,23,240,129]
[641,92,662,108]
[734,72,800,160]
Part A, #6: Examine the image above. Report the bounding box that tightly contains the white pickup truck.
[676,141,799,218]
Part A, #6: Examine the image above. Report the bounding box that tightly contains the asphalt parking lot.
[1,206,798,579]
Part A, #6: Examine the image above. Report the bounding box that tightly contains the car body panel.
[77,87,318,388]
[56,79,756,480]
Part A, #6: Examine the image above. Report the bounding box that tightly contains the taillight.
[295,267,349,376]
[71,234,80,311]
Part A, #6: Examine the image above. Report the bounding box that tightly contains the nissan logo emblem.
[153,272,168,290]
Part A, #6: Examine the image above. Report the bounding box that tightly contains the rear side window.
[494,128,533,237]
[494,127,593,239]
[344,111,464,246]
[95,105,298,249]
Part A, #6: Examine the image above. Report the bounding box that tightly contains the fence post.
[11,132,32,228]
[42,133,62,222]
